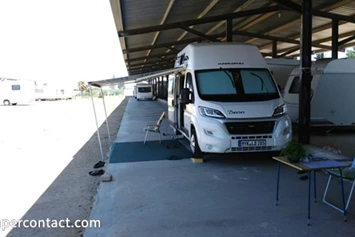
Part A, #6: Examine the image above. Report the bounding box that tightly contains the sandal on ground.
[93,161,105,169]
[89,169,105,176]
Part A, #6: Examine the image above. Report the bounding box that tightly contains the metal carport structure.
[89,0,355,148]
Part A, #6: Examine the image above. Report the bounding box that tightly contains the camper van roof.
[264,58,299,66]
[289,58,355,75]
[177,43,267,70]
[289,58,334,75]
[323,58,355,74]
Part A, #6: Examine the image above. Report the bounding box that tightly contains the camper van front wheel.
[190,128,203,158]
[3,100,10,106]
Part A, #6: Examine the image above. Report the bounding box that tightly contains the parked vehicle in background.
[0,78,35,105]
[136,83,153,100]
[35,84,76,101]
[136,42,292,157]
[283,58,355,128]
[265,58,299,91]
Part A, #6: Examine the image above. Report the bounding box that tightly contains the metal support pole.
[100,87,112,143]
[272,40,277,58]
[276,162,281,206]
[158,76,161,98]
[339,168,347,221]
[89,87,105,161]
[308,171,311,225]
[154,78,157,96]
[298,0,312,144]
[226,17,233,42]
[313,171,317,203]
[332,19,339,59]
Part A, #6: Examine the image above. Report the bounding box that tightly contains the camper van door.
[167,72,185,133]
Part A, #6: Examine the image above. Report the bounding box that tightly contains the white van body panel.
[133,85,137,98]
[265,58,299,91]
[136,83,153,100]
[168,43,292,153]
[0,78,35,105]
[283,58,355,126]
[177,42,269,70]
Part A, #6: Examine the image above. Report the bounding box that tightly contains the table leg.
[338,168,347,222]
[314,171,317,203]
[276,162,280,206]
[308,171,311,226]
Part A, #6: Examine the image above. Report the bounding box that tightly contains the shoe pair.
[88,161,106,176]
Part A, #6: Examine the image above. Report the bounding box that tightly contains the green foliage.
[346,47,355,58]
[78,81,89,93]
[280,141,308,163]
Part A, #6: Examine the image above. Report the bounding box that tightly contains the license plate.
[238,140,266,147]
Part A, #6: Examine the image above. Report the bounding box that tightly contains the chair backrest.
[155,112,166,129]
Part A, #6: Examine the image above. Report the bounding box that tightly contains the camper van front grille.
[225,121,275,134]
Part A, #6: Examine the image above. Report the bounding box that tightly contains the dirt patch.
[5,96,128,237]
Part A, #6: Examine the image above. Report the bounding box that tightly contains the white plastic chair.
[322,168,355,213]
[143,112,166,145]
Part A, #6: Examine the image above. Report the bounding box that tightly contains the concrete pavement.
[84,97,355,237]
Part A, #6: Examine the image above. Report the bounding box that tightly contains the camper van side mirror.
[179,88,190,104]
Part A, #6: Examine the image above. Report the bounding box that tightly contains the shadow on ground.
[7,97,129,237]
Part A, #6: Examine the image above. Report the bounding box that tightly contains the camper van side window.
[289,76,300,94]
[185,73,193,93]
[12,85,21,91]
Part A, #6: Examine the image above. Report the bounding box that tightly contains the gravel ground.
[0,95,128,237]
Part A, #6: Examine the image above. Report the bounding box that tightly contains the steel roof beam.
[339,35,355,46]
[257,0,354,48]
[130,65,175,75]
[275,0,355,23]
[122,34,223,53]
[232,30,331,50]
[180,26,220,42]
[130,63,174,72]
[126,52,176,62]
[118,5,282,37]
[144,0,176,64]
[128,59,174,69]
[313,30,355,45]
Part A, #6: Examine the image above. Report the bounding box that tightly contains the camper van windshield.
[138,87,151,93]
[195,69,279,102]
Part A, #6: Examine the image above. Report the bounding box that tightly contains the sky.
[0,0,128,88]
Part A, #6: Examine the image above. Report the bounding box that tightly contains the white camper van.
[283,58,355,127]
[167,43,292,157]
[0,78,35,105]
[265,58,299,91]
[136,83,153,100]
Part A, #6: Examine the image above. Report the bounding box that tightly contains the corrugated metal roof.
[108,0,355,76]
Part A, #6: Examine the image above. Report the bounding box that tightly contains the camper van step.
[191,158,204,164]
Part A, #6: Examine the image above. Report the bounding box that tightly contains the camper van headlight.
[198,106,225,118]
[273,104,287,117]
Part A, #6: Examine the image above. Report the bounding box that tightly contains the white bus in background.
[283,57,355,128]
[136,83,153,100]
[0,78,35,105]
[265,58,299,92]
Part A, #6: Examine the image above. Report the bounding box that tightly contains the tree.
[78,81,89,94]
[346,47,355,58]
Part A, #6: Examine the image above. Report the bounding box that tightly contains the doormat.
[109,140,191,163]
